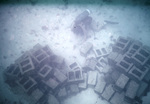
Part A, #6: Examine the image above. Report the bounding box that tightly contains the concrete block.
[19,56,35,75]
[101,84,115,101]
[110,92,125,104]
[132,46,150,68]
[111,70,121,82]
[137,81,148,97]
[17,76,37,93]
[38,65,53,80]
[78,73,88,89]
[58,87,67,98]
[114,74,129,92]
[54,69,67,83]
[95,58,110,73]
[67,84,79,95]
[67,68,84,83]
[42,78,59,90]
[125,80,139,103]
[48,94,59,104]
[94,74,106,94]
[128,65,149,81]
[107,52,119,65]
[5,64,21,79]
[113,36,132,54]
[143,69,150,82]
[52,55,65,69]
[87,71,97,86]
[69,62,81,70]
[42,45,54,57]
[94,47,109,58]
[84,57,97,70]
[80,42,93,57]
[31,88,43,101]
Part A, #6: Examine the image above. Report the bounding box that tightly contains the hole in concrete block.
[75,70,81,79]
[96,63,102,67]
[33,49,42,57]
[132,69,142,77]
[21,59,30,66]
[133,45,140,50]
[19,77,29,85]
[13,67,20,75]
[135,54,145,62]
[101,48,107,54]
[24,80,33,90]
[100,59,107,66]
[124,56,131,63]
[139,49,149,57]
[119,38,128,43]
[120,61,129,69]
[40,66,49,75]
[96,49,102,55]
[116,43,124,48]
[68,72,75,80]
[22,65,32,72]
[129,49,136,54]
[37,54,46,61]
[70,62,77,69]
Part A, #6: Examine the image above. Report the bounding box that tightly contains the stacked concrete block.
[5,64,21,80]
[114,74,129,92]
[116,55,133,73]
[67,67,83,83]
[128,65,149,81]
[95,57,110,73]
[132,46,150,68]
[58,87,67,99]
[31,88,44,102]
[94,47,109,58]
[67,84,79,95]
[38,65,53,80]
[42,78,59,90]
[80,42,93,57]
[78,73,88,89]
[124,80,139,103]
[137,81,148,98]
[94,74,106,94]
[88,71,97,86]
[113,36,132,54]
[54,68,67,83]
[19,56,35,75]
[84,57,97,71]
[126,40,142,57]
[110,92,125,104]
[17,76,37,94]
[101,84,115,101]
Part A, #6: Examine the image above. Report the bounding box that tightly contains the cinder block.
[78,73,88,89]
[95,58,110,73]
[111,70,121,82]
[31,88,43,101]
[42,78,59,90]
[126,40,142,57]
[19,56,35,75]
[114,74,129,92]
[101,84,115,101]
[48,94,59,104]
[67,68,84,83]
[69,62,81,70]
[54,68,67,83]
[42,45,54,57]
[88,71,97,86]
[113,36,132,54]
[38,65,53,80]
[84,57,97,70]
[107,52,119,65]
[94,47,109,58]
[52,55,65,69]
[137,81,148,97]
[67,84,79,95]
[125,80,139,103]
[94,74,106,94]
[128,65,149,81]
[58,87,67,98]
[80,42,93,57]
[5,64,21,80]
[17,76,37,94]
[110,92,125,104]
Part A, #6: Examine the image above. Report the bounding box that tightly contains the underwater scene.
[0,0,150,104]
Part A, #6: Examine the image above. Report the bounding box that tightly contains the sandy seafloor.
[0,0,150,104]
